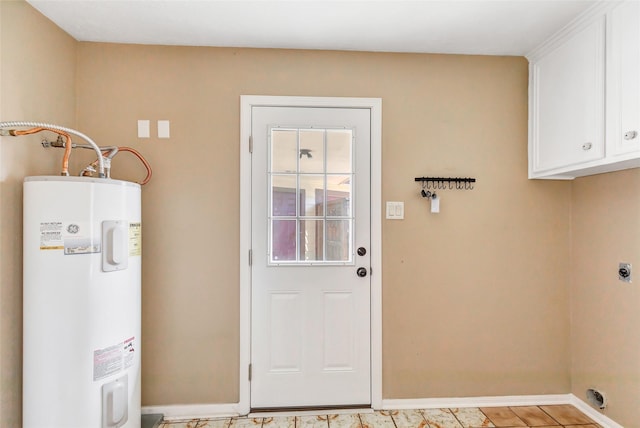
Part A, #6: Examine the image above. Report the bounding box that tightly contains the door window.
[269,127,353,264]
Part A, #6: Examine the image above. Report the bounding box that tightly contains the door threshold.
[249,405,373,418]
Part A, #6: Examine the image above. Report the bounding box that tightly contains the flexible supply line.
[45,139,152,185]
[0,121,105,177]
[86,146,151,185]
[80,149,116,179]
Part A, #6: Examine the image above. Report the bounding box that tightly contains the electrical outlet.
[619,262,631,283]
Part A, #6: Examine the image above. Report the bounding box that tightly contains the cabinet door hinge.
[249,135,253,153]
[248,364,252,381]
[249,249,252,266]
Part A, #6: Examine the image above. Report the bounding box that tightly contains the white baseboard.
[141,403,240,421]
[568,394,623,428]
[381,394,572,410]
[382,394,622,428]
[143,394,623,427]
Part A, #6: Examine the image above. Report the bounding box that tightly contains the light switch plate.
[157,120,170,139]
[386,201,404,219]
[137,120,150,138]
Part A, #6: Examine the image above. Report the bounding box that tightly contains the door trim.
[239,95,382,415]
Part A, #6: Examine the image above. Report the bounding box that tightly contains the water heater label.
[39,222,64,250]
[64,237,101,255]
[129,222,142,257]
[39,221,101,254]
[93,337,136,381]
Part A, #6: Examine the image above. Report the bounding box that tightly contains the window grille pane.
[272,220,297,261]
[326,220,351,261]
[299,129,324,173]
[300,219,323,261]
[272,176,297,217]
[327,130,352,174]
[326,176,351,217]
[271,129,298,173]
[300,175,324,217]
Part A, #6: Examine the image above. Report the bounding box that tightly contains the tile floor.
[159,404,600,428]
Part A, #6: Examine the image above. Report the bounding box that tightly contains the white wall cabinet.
[528,1,640,179]
[608,1,640,157]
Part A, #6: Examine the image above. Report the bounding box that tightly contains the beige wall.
[4,5,637,426]
[0,0,77,424]
[571,169,640,427]
[74,43,572,405]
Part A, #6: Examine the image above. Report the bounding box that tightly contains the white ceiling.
[27,0,599,56]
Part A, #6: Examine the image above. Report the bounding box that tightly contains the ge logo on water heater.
[67,224,80,234]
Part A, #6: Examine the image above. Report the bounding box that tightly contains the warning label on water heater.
[93,337,136,381]
[129,222,142,256]
[39,222,64,250]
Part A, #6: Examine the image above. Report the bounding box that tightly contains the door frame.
[239,95,382,415]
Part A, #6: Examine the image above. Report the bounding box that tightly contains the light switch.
[157,120,170,139]
[137,120,150,138]
[386,201,404,220]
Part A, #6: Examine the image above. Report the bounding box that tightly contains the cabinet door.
[608,1,640,156]
[531,17,605,173]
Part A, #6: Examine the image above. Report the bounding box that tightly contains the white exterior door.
[250,106,371,409]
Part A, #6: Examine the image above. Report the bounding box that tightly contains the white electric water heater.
[23,176,142,428]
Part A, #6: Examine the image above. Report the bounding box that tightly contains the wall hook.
[414,176,477,191]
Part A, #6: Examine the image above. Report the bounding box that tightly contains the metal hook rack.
[414,176,476,191]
